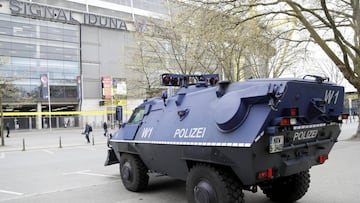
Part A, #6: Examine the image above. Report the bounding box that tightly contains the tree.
[316,61,344,85]
[130,0,298,92]
[0,80,18,146]
[0,73,36,146]
[127,39,167,98]
[187,0,360,138]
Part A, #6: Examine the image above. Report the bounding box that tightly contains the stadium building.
[0,0,168,130]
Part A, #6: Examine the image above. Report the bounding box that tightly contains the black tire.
[186,164,244,203]
[260,170,310,203]
[119,153,149,192]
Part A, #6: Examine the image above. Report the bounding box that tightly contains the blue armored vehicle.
[105,74,344,203]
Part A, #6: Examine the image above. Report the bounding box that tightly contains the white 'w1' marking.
[324,90,339,104]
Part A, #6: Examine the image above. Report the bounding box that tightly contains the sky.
[282,44,356,93]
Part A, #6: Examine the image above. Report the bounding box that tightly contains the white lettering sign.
[293,130,318,141]
[9,0,128,30]
[173,127,207,139]
[324,90,339,104]
[141,127,153,138]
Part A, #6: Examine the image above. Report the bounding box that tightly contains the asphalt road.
[0,144,187,203]
[0,123,359,203]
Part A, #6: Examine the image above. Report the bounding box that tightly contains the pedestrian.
[6,123,10,138]
[353,110,357,121]
[83,122,92,143]
[103,122,108,137]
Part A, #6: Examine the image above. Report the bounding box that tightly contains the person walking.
[103,122,108,137]
[6,123,10,138]
[83,122,92,143]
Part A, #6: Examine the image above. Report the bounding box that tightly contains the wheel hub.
[194,180,216,203]
[122,162,132,181]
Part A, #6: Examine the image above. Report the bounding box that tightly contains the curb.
[0,141,107,153]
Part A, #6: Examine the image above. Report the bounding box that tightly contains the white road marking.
[0,152,4,159]
[41,149,54,154]
[75,146,97,151]
[62,170,90,175]
[77,171,118,178]
[63,170,118,178]
[0,189,24,196]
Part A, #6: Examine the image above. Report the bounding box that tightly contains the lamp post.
[111,94,114,129]
[1,96,4,146]
[47,72,52,131]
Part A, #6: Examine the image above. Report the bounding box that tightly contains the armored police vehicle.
[105,74,344,203]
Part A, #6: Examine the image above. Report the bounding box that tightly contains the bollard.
[22,138,25,151]
[92,134,95,146]
[59,136,62,148]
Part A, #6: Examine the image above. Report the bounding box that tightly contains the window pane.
[102,0,131,6]
[0,13,80,101]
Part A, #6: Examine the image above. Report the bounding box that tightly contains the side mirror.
[116,106,123,121]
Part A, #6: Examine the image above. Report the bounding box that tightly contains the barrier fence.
[1,110,132,130]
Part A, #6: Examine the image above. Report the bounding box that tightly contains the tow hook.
[250,185,258,193]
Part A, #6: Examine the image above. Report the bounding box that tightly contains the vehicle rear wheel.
[119,153,149,192]
[260,170,310,203]
[186,164,244,203]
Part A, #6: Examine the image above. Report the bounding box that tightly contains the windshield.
[127,107,145,124]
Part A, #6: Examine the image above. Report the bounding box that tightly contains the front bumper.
[104,148,119,166]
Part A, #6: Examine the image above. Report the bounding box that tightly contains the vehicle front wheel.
[119,153,149,192]
[260,170,310,203]
[186,164,244,203]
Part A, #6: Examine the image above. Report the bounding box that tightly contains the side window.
[128,107,145,124]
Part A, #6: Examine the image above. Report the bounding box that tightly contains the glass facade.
[132,0,168,14]
[103,0,132,7]
[88,5,133,19]
[33,0,87,12]
[102,0,168,14]
[0,14,80,101]
[0,0,169,130]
